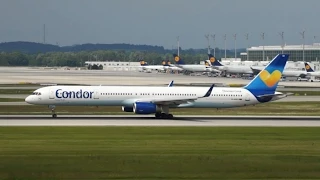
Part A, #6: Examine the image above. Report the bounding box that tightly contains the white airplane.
[210,56,264,75]
[170,54,220,73]
[25,54,290,119]
[139,60,167,72]
[251,64,307,78]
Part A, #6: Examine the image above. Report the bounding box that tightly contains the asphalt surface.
[1,66,320,87]
[0,115,320,126]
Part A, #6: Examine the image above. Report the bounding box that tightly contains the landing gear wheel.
[49,105,57,118]
[167,114,173,119]
[161,113,167,119]
[155,112,162,119]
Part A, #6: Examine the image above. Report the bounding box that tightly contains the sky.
[0,0,320,49]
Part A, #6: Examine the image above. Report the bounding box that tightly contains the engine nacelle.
[122,106,133,112]
[133,102,158,114]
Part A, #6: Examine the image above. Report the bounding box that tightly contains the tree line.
[0,42,241,66]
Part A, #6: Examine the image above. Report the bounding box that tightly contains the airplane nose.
[25,96,33,104]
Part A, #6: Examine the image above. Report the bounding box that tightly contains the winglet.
[203,84,214,97]
[168,80,174,87]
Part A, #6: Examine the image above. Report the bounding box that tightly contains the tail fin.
[208,54,223,66]
[244,54,289,96]
[173,54,185,65]
[140,60,148,66]
[204,60,211,67]
[304,62,314,72]
[162,60,171,66]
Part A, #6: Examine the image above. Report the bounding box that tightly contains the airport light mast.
[234,34,237,60]
[211,34,216,57]
[278,31,284,54]
[300,30,305,62]
[205,34,210,58]
[224,34,227,60]
[261,32,265,61]
[177,36,180,56]
[245,33,249,61]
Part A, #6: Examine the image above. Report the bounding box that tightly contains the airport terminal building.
[241,43,320,62]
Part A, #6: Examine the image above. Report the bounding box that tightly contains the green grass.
[2,101,320,115]
[0,127,319,179]
[0,89,34,94]
[0,98,25,102]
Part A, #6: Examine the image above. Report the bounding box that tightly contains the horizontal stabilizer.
[257,92,294,98]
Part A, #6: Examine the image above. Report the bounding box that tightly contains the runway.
[1,115,320,127]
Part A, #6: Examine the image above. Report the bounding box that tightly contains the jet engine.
[133,102,159,114]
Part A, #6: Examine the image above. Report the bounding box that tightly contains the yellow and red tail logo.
[174,56,180,62]
[259,70,282,87]
[140,61,147,65]
[210,57,215,63]
[305,64,311,70]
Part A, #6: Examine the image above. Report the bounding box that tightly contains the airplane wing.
[124,84,214,106]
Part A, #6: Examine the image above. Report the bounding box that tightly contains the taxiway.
[0,115,320,127]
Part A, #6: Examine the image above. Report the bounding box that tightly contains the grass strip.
[0,98,25,102]
[0,127,319,179]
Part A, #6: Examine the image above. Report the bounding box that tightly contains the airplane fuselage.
[25,86,284,109]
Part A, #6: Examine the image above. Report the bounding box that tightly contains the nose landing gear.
[49,105,57,118]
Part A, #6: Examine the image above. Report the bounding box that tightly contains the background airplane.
[251,63,307,78]
[25,54,290,119]
[209,55,264,76]
[170,54,220,74]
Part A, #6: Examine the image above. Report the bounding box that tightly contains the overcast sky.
[0,0,319,49]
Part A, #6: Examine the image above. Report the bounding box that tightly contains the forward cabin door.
[49,89,55,99]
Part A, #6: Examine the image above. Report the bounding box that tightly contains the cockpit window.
[32,92,41,95]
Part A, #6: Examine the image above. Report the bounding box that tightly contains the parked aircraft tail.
[304,62,315,72]
[173,54,185,65]
[208,54,223,66]
[140,60,148,66]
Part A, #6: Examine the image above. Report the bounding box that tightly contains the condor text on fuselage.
[55,89,94,99]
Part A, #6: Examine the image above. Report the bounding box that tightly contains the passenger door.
[245,94,250,101]
[49,89,55,99]
[94,90,99,99]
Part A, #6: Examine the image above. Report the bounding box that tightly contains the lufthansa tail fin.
[208,54,223,66]
[244,54,289,96]
[140,60,148,66]
[204,60,211,67]
[162,60,171,67]
[305,62,314,72]
[173,54,185,65]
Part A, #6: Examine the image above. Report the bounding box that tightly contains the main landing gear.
[155,112,173,119]
[154,105,174,119]
[49,105,57,118]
